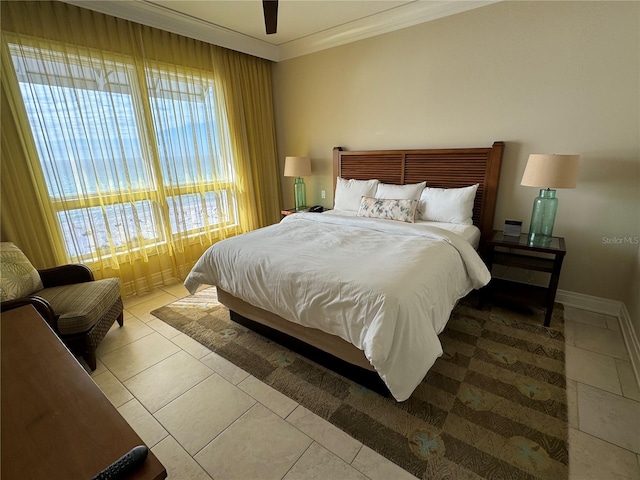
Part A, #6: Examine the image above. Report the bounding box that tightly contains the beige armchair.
[0,242,123,370]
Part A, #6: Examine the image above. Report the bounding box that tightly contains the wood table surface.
[1,305,167,480]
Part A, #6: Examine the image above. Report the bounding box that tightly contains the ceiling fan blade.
[263,0,278,35]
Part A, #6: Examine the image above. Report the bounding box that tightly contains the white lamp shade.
[284,156,311,177]
[521,154,580,189]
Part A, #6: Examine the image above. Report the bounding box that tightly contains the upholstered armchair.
[0,242,123,370]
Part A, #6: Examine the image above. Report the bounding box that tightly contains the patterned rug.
[151,289,568,479]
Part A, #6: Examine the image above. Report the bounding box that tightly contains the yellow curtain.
[1,1,281,296]
[213,48,282,229]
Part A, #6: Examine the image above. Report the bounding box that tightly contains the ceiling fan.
[262,0,278,34]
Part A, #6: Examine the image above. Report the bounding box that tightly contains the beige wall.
[272,1,639,309]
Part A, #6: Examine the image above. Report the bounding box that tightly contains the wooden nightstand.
[281,207,330,218]
[281,207,309,217]
[483,230,566,327]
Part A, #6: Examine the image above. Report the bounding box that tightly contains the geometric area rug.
[151,288,568,480]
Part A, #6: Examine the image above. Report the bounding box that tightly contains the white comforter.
[185,212,490,401]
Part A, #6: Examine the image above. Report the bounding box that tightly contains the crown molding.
[63,0,499,62]
[63,0,281,61]
[278,1,498,61]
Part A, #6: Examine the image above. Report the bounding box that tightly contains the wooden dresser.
[1,305,167,480]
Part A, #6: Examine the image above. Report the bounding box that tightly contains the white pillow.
[419,184,479,225]
[375,181,426,201]
[334,177,379,212]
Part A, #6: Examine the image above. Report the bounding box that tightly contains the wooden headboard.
[333,141,504,248]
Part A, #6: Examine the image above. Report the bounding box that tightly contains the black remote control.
[92,445,148,480]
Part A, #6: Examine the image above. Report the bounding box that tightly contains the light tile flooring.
[83,283,640,480]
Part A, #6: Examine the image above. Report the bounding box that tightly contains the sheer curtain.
[1,1,281,295]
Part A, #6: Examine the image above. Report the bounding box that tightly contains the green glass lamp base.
[528,232,553,247]
[527,188,558,246]
[293,177,307,210]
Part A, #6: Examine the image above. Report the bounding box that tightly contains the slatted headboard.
[333,141,504,249]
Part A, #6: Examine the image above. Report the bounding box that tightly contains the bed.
[185,142,504,401]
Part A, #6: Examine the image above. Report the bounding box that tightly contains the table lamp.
[284,156,312,210]
[521,153,580,246]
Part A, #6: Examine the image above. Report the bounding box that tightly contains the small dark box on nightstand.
[504,220,522,237]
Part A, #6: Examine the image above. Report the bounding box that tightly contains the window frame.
[8,37,240,262]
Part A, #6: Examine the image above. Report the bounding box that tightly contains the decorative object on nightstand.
[503,220,522,238]
[521,153,580,246]
[284,156,311,211]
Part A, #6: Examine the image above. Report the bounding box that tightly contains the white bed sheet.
[323,209,481,248]
[185,212,490,401]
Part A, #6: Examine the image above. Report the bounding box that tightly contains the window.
[146,68,237,235]
[9,42,238,261]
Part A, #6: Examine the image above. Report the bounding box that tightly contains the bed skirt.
[217,288,390,396]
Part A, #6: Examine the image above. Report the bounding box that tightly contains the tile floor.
[84,283,640,480]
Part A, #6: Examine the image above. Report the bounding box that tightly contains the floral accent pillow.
[376,181,427,217]
[0,242,43,301]
[357,197,418,223]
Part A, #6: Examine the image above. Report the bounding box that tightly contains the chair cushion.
[36,278,121,335]
[0,242,43,301]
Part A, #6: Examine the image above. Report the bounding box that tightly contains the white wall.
[272,1,639,310]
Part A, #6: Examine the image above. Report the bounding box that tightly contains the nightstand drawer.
[492,251,557,273]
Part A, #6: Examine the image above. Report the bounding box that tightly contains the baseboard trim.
[556,289,640,390]
[556,289,622,316]
[120,268,180,297]
[618,303,640,388]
